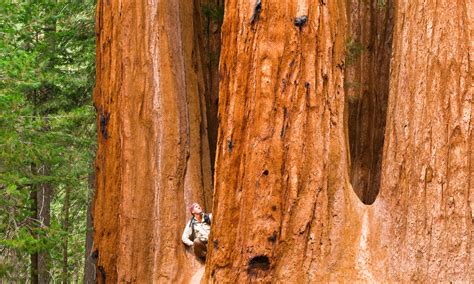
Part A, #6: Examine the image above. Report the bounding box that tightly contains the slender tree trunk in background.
[29,182,39,284]
[61,186,70,283]
[30,4,56,282]
[93,0,214,282]
[83,170,95,283]
[30,165,52,284]
[83,201,95,283]
[205,0,472,282]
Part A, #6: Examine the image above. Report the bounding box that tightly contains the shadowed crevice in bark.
[201,0,224,179]
[345,0,394,205]
[247,255,270,273]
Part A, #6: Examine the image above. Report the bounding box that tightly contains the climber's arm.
[182,221,194,246]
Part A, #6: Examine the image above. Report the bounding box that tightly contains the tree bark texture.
[374,1,473,280]
[93,1,213,282]
[205,0,472,282]
[205,0,351,282]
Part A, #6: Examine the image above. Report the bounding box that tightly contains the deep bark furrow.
[345,0,393,204]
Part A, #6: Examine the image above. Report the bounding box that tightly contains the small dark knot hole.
[262,169,269,176]
[227,140,234,151]
[268,231,277,242]
[248,255,270,272]
[294,15,308,28]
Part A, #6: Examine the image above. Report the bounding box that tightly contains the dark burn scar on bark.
[98,265,106,282]
[250,0,262,24]
[336,61,345,70]
[227,139,234,152]
[100,110,110,140]
[268,231,277,242]
[280,107,288,138]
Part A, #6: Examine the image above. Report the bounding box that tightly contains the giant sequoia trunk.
[205,0,472,282]
[92,1,214,282]
[93,0,472,282]
[205,0,351,281]
[373,1,472,280]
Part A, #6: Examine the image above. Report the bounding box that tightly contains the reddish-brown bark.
[92,1,213,282]
[92,0,472,282]
[372,1,473,280]
[205,0,351,281]
[205,0,472,282]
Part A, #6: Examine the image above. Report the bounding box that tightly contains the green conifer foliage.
[0,1,96,281]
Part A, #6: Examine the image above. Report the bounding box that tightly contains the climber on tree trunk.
[181,203,212,262]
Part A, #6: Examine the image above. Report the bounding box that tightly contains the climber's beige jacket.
[181,213,212,246]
